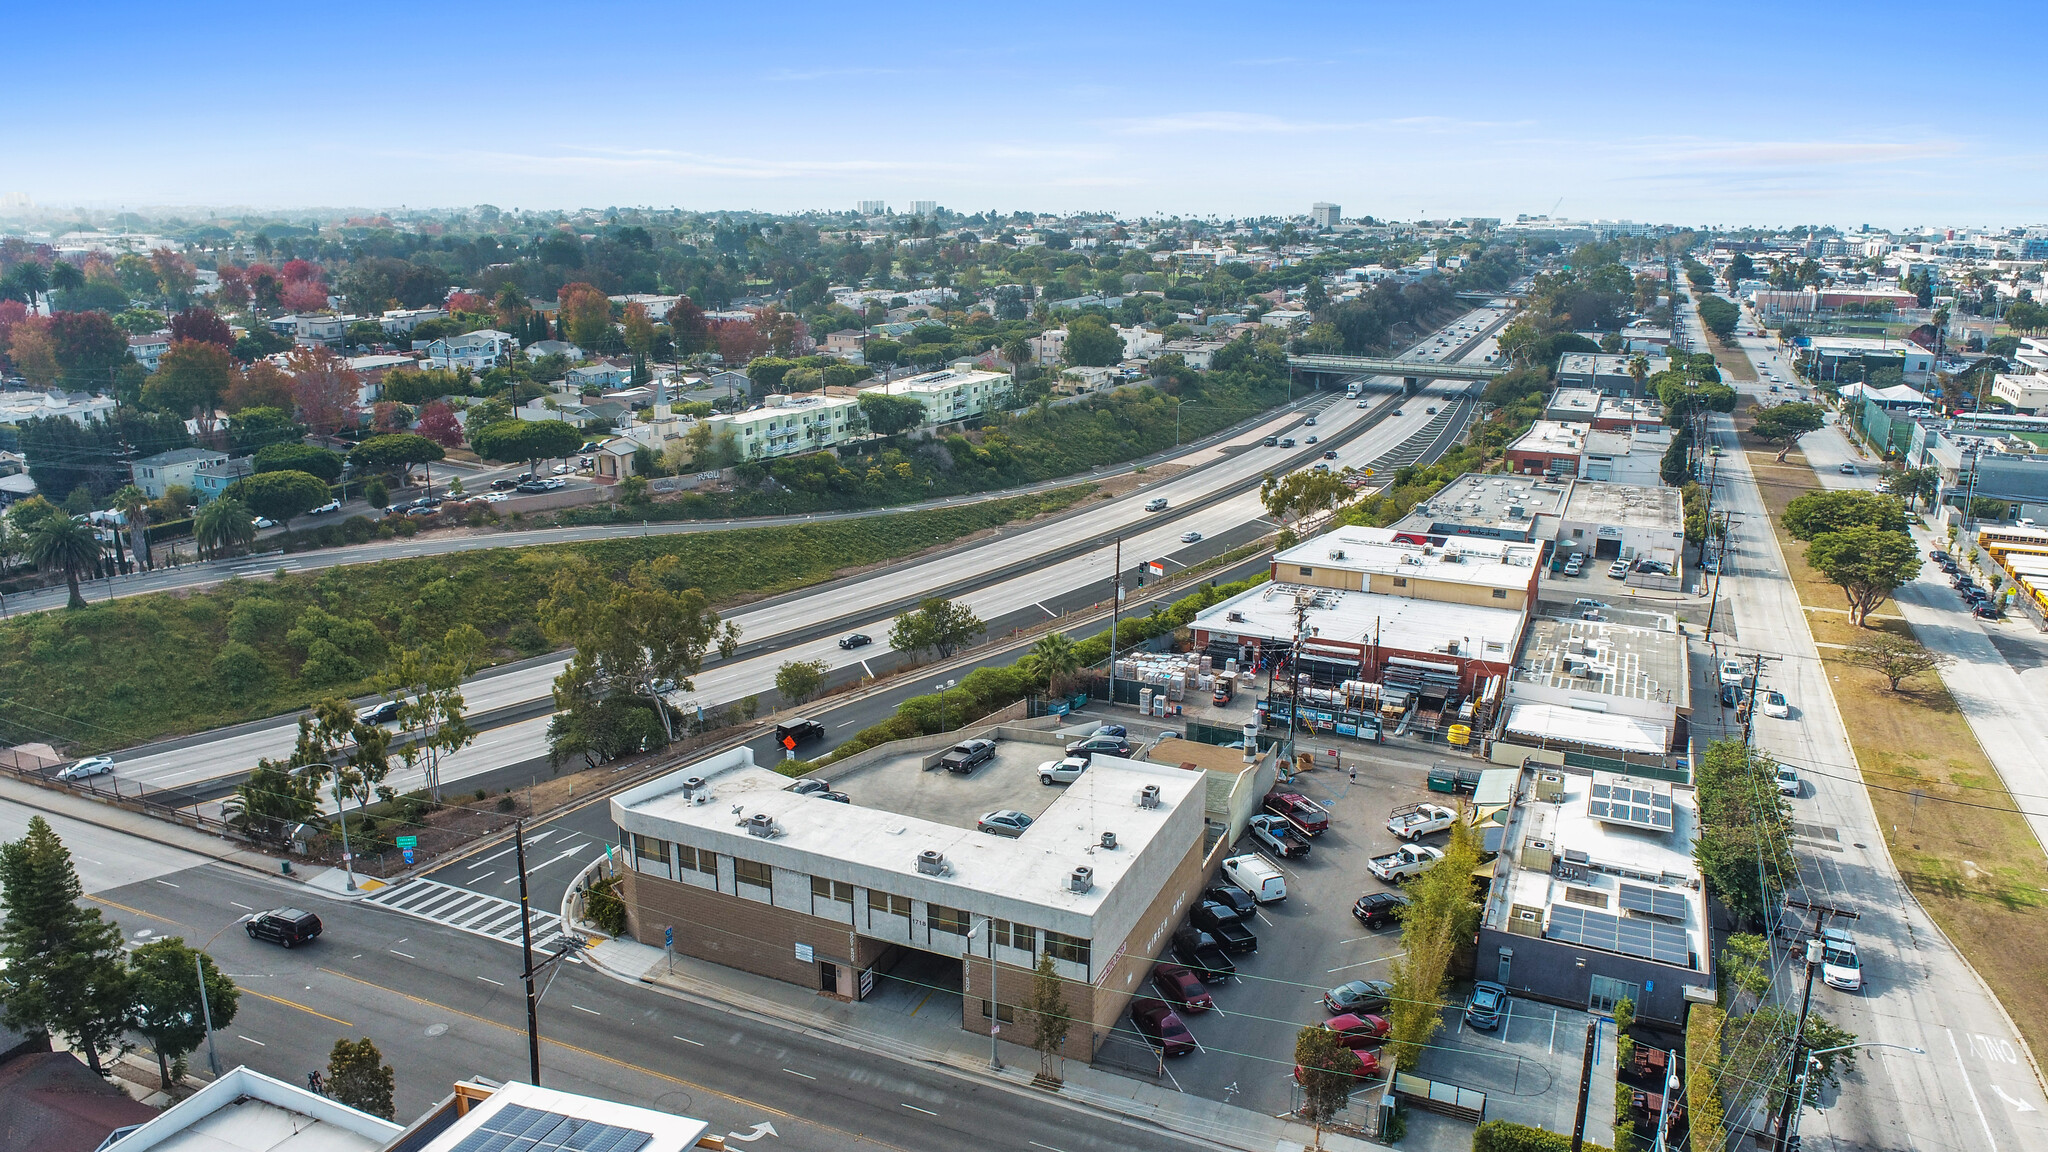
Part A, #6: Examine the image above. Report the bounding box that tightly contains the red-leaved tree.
[170,306,234,348]
[415,400,464,449]
[286,345,361,438]
[446,291,485,315]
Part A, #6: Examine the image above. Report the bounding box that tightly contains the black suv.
[1352,891,1411,929]
[940,739,997,773]
[247,908,322,948]
[1066,735,1131,758]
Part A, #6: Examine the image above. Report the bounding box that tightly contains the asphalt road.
[63,846,1221,1152]
[79,306,1511,803]
[1675,292,2048,1152]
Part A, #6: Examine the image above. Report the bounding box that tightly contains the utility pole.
[1107,535,1122,707]
[516,820,541,1085]
[1569,1020,1598,1152]
[1773,936,1825,1152]
[1704,511,1740,637]
[1739,651,1779,749]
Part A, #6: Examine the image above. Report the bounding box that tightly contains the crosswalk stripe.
[362,877,569,951]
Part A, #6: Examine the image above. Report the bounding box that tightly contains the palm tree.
[111,485,152,570]
[194,497,256,560]
[1030,631,1081,695]
[11,261,48,312]
[1627,354,1649,396]
[1002,337,1033,382]
[24,514,103,609]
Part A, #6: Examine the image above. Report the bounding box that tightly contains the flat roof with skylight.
[1393,472,1571,541]
[1560,481,1684,530]
[1191,580,1527,663]
[1518,616,1688,708]
[1273,524,1544,591]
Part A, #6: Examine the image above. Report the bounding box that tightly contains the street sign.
[782,735,797,750]
[794,942,814,963]
[665,926,675,948]
[395,835,418,848]
[401,847,414,865]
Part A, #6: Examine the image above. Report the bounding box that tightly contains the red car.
[1296,1047,1382,1083]
[1264,791,1330,836]
[1322,1013,1391,1048]
[1151,963,1215,1014]
[1129,997,1197,1057]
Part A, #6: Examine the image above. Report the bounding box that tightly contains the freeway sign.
[395,835,418,848]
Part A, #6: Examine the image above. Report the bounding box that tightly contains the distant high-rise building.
[1310,202,1341,229]
[858,200,886,215]
[911,200,938,217]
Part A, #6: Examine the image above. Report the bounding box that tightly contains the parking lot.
[1092,740,1460,1119]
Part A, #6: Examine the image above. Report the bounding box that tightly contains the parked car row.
[1131,878,1272,1059]
[1933,550,2001,618]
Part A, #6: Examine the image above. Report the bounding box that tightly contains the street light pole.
[330,762,357,892]
[970,920,1001,1071]
[934,679,955,732]
[1786,1041,1926,1152]
[1772,936,1824,1152]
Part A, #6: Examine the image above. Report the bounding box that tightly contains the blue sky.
[8,0,2041,227]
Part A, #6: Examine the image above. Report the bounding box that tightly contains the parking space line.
[1327,954,1400,974]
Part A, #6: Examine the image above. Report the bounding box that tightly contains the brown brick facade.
[621,867,856,991]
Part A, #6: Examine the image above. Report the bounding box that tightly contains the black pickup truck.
[940,739,996,774]
[1189,901,1257,954]
[1171,926,1237,984]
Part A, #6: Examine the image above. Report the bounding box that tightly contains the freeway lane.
[91,304,1511,801]
[91,856,1218,1152]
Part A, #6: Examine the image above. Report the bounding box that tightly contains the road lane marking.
[572,1004,601,1015]
[231,901,254,910]
[782,1068,815,1079]
[471,871,496,883]
[1030,1143,1071,1152]
[674,1036,705,1046]
[477,976,504,987]
[236,987,355,1027]
[86,894,183,925]
[153,879,179,887]
[1947,1028,2002,1151]
[1327,954,1401,973]
[900,1104,938,1116]
[390,950,415,959]
[238,1035,264,1045]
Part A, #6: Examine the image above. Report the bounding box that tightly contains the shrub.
[584,874,628,936]
[1472,1120,1613,1152]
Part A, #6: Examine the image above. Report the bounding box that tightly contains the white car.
[1180,530,1202,543]
[1820,928,1862,992]
[308,499,342,515]
[1760,690,1790,718]
[57,756,115,781]
[552,463,572,475]
[252,517,278,529]
[1718,659,1746,686]
[1774,764,1800,796]
[1037,757,1087,785]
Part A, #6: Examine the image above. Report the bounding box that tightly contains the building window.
[732,857,772,893]
[1299,566,1314,576]
[1493,588,1508,599]
[929,905,970,936]
[1043,932,1091,965]
[979,999,1016,1023]
[869,890,911,922]
[632,833,669,866]
[811,876,853,914]
[991,919,1035,952]
[677,846,717,877]
[1393,577,1407,587]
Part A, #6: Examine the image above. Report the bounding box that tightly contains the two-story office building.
[706,392,863,460]
[864,368,1011,429]
[611,744,1207,1061]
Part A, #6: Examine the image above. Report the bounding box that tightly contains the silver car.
[57,756,114,781]
[977,810,1034,837]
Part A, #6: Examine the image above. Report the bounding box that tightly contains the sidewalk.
[583,937,1379,1152]
[0,773,294,880]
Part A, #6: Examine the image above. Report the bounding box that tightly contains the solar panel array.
[1618,883,1687,920]
[1545,904,1691,967]
[449,1105,653,1152]
[1587,774,1674,831]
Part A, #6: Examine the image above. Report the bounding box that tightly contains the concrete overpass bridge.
[1286,354,1506,393]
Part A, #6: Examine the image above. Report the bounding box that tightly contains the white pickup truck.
[1368,843,1443,883]
[1387,802,1457,841]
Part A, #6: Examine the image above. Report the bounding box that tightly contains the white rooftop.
[1513,419,1587,454]
[612,746,1201,932]
[1504,702,1669,755]
[868,367,1009,395]
[411,1082,709,1152]
[109,1067,400,1152]
[1194,580,1525,663]
[1273,524,1544,590]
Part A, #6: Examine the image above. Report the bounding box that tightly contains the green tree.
[143,339,236,428]
[1027,631,1081,693]
[1260,469,1354,529]
[1782,489,1908,540]
[856,392,926,436]
[1807,526,1921,626]
[326,1037,396,1119]
[130,937,240,1089]
[1062,315,1125,367]
[1691,739,1795,926]
[349,433,447,491]
[1844,631,1953,691]
[253,442,344,483]
[1697,294,1740,338]
[111,483,152,571]
[224,469,330,528]
[1748,402,1824,461]
[1293,1023,1356,1149]
[194,496,257,558]
[542,554,738,749]
[774,658,830,706]
[471,418,583,474]
[228,406,307,453]
[24,511,103,609]
[889,597,986,660]
[222,759,321,846]
[0,817,135,1075]
[1386,812,1479,1070]
[1026,951,1072,1084]
[377,627,484,802]
[1889,466,1939,509]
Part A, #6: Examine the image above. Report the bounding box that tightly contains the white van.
[1345,382,1363,398]
[1222,854,1287,902]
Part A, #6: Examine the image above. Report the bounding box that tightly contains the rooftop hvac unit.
[916,849,948,876]
[682,775,709,804]
[1535,772,1566,802]
[1226,610,1246,623]
[1138,785,1162,809]
[1069,866,1094,894]
[1100,832,1118,850]
[744,812,777,838]
[1329,549,1347,560]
